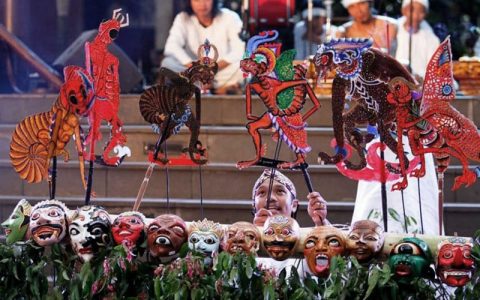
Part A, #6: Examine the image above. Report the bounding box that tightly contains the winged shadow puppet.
[236,30,320,170]
[133,40,218,211]
[314,38,420,174]
[385,37,480,192]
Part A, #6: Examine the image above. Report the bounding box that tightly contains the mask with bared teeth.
[29,199,68,247]
[147,214,187,261]
[388,237,434,284]
[112,211,146,250]
[223,221,260,255]
[304,226,346,277]
[262,215,299,261]
[436,237,475,287]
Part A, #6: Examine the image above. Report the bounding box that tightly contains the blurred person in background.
[336,0,397,55]
[395,0,439,81]
[161,0,244,94]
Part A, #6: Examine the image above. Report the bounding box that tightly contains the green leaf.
[245,262,253,279]
[364,267,380,299]
[388,208,401,222]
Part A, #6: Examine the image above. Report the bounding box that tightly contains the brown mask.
[304,226,346,277]
[147,214,187,260]
[223,221,261,255]
[262,215,300,261]
[346,220,384,263]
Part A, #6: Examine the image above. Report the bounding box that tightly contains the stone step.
[1,160,477,203]
[1,94,479,127]
[0,195,478,236]
[1,124,342,164]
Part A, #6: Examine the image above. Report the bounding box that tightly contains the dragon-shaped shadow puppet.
[139,41,218,165]
[314,38,417,172]
[385,37,480,191]
[10,66,94,191]
[237,30,320,169]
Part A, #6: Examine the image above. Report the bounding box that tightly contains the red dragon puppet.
[385,37,480,191]
[84,9,131,166]
[314,38,418,174]
[236,30,320,169]
[10,66,95,193]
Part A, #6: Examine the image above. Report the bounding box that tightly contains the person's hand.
[307,192,328,226]
[253,208,274,227]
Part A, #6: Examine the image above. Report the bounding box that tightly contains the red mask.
[223,221,261,255]
[437,238,475,287]
[147,214,187,260]
[112,212,146,248]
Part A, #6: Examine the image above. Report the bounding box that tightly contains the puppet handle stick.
[300,163,313,193]
[85,160,94,205]
[49,156,57,200]
[133,162,155,211]
[438,170,444,235]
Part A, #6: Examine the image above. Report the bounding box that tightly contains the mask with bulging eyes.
[304,226,346,277]
[28,199,68,247]
[436,237,475,287]
[223,221,261,255]
[262,215,300,261]
[346,220,384,263]
[68,205,112,262]
[147,214,187,261]
[1,199,32,244]
[111,211,146,249]
[188,219,223,258]
[388,237,434,284]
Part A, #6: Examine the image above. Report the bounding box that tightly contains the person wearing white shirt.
[395,0,440,79]
[293,0,337,60]
[162,0,244,93]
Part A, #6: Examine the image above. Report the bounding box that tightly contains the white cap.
[301,7,327,19]
[402,0,429,11]
[341,0,370,9]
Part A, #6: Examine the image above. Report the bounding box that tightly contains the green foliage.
[0,241,49,299]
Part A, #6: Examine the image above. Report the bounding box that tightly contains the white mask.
[68,205,111,262]
[29,199,68,247]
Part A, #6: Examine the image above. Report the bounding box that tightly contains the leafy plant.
[0,241,49,299]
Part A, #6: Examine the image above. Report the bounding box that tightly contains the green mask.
[388,237,433,284]
[1,199,32,244]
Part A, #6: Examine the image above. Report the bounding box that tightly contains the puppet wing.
[420,37,455,115]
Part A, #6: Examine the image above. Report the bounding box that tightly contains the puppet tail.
[10,113,51,183]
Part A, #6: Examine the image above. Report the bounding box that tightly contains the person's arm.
[307,192,330,226]
[164,13,195,66]
[219,10,245,69]
[294,22,306,60]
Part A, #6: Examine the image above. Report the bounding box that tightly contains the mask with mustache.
[29,199,68,247]
[262,215,299,261]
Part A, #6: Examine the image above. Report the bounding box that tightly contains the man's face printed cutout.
[68,206,112,262]
[29,200,68,247]
[262,215,300,261]
[304,226,346,277]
